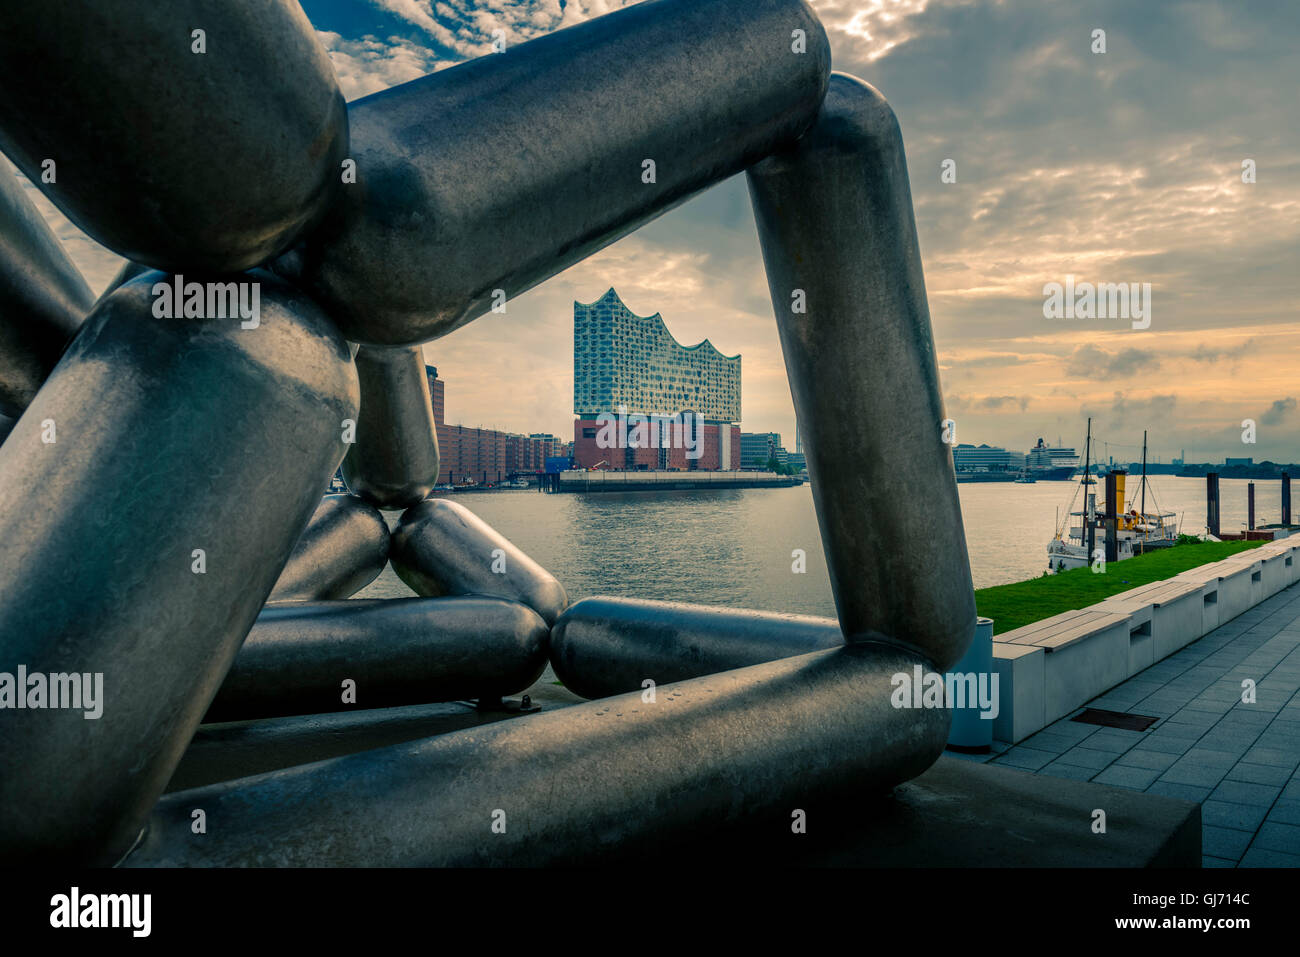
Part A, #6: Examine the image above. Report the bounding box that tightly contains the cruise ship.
[1026,438,1080,480]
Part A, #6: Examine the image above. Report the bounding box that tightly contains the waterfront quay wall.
[554,469,800,493]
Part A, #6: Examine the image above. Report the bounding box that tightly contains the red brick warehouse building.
[425,366,563,485]
[572,288,740,470]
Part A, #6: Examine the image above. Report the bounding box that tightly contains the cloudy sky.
[13,0,1298,463]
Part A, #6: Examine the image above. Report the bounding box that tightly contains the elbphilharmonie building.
[573,288,741,469]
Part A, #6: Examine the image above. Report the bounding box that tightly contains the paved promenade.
[963,581,1300,867]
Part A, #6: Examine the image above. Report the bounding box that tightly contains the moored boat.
[1046,426,1177,572]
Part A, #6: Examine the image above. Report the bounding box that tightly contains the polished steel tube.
[391,498,568,625]
[341,345,440,509]
[168,701,525,794]
[747,74,976,671]
[90,260,151,311]
[206,597,550,722]
[0,271,357,865]
[551,596,843,699]
[269,494,390,601]
[0,164,93,416]
[0,1,348,272]
[125,644,948,866]
[276,0,830,344]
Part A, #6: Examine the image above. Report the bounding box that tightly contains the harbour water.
[357,475,1285,616]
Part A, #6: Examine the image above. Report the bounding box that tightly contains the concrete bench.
[990,642,1045,745]
[996,609,1131,726]
[1227,548,1292,600]
[1173,564,1229,632]
[1210,556,1264,615]
[1098,577,1206,666]
[1255,540,1300,587]
[1278,539,1300,585]
[1254,550,1289,597]
[1280,542,1300,587]
[1095,597,1154,675]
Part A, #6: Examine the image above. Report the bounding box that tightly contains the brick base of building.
[573,417,739,471]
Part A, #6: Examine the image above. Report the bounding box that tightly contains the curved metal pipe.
[269,494,390,601]
[205,597,550,722]
[747,74,976,671]
[551,596,843,699]
[0,163,93,416]
[90,260,151,311]
[341,345,440,509]
[124,643,948,867]
[275,0,831,345]
[0,0,347,272]
[167,701,528,794]
[391,498,568,625]
[0,271,357,866]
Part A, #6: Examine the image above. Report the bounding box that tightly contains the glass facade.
[574,288,740,423]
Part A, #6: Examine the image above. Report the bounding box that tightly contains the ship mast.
[1083,419,1091,481]
[1140,429,1148,520]
[1083,417,1094,561]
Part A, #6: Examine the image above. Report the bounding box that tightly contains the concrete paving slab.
[1252,821,1300,855]
[1201,825,1252,861]
[1116,749,1180,771]
[1027,579,1300,867]
[1227,762,1292,786]
[1200,800,1268,832]
[763,757,1199,867]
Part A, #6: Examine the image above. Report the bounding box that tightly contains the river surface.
[356,475,1282,616]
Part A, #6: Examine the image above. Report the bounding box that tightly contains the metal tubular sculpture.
[269,494,390,602]
[206,597,549,722]
[168,701,526,794]
[391,499,569,626]
[550,596,843,699]
[0,1,348,272]
[0,164,93,416]
[747,73,976,672]
[275,0,831,344]
[126,644,947,867]
[0,273,357,865]
[0,0,979,868]
[341,346,441,509]
[90,260,151,310]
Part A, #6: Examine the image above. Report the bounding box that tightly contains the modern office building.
[740,432,781,468]
[573,288,740,469]
[739,432,799,470]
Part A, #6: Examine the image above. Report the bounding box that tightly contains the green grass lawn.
[975,539,1263,635]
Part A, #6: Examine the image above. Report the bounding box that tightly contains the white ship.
[1026,438,1080,480]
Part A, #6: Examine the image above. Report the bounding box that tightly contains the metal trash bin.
[947,616,995,753]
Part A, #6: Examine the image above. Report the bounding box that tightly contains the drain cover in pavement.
[1070,708,1160,732]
